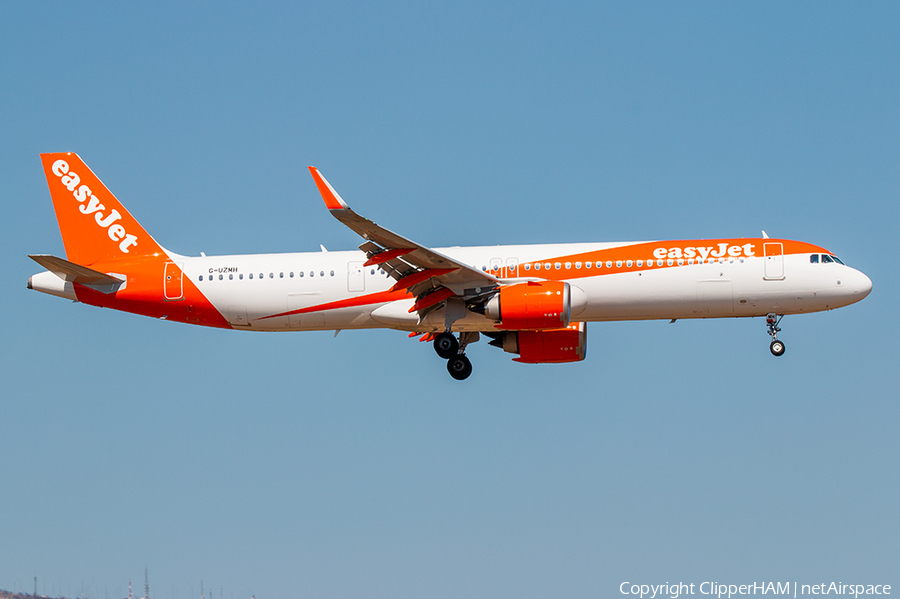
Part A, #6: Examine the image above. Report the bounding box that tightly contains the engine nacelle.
[485,281,571,330]
[490,322,587,364]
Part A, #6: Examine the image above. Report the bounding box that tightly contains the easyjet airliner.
[29,153,872,379]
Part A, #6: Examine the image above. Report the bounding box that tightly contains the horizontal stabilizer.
[28,254,124,286]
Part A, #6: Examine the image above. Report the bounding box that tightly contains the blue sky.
[2,2,898,598]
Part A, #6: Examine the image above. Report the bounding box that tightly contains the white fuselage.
[177,241,871,332]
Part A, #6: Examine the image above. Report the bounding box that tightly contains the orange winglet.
[364,248,415,267]
[308,167,348,211]
[389,268,457,292]
[409,287,455,313]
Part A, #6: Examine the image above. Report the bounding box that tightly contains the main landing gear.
[433,331,476,380]
[766,313,786,357]
[447,354,473,380]
[433,332,459,359]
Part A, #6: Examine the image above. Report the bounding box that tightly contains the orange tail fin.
[40,153,165,266]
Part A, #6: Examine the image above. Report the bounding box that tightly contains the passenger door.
[764,243,784,280]
[164,262,183,300]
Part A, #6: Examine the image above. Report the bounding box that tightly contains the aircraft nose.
[849,268,873,299]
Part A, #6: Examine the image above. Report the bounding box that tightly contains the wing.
[308,167,500,318]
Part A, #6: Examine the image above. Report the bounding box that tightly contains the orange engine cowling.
[485,281,571,330]
[489,322,587,363]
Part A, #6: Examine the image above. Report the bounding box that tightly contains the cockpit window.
[810,254,819,263]
[831,255,845,265]
[821,254,834,264]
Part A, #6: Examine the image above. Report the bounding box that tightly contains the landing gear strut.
[766,313,786,357]
[433,331,478,380]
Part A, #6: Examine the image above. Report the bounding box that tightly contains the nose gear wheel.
[766,313,785,357]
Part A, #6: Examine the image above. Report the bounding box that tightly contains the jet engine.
[488,322,587,364]
[484,281,571,330]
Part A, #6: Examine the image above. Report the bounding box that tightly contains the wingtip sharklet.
[308,166,349,211]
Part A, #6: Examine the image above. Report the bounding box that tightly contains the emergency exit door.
[348,262,365,292]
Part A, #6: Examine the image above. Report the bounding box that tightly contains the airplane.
[28,152,872,380]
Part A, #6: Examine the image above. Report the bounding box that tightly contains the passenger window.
[280,272,284,278]
[219,274,223,280]
[371,269,375,275]
[290,272,294,278]
[199,275,203,281]
[320,271,325,277]
[269,273,274,278]
[555,262,562,270]
[249,273,253,279]
[606,261,612,268]
[637,260,643,267]
[229,274,234,280]
[575,262,582,269]
[667,259,673,266]
[616,261,622,268]
[678,259,684,266]
[585,262,591,269]
[524,263,531,271]
[544,263,552,270]
[299,272,304,278]
[330,270,335,276]
[239,274,244,280]
[626,260,633,267]
[310,271,315,277]
[564,262,572,269]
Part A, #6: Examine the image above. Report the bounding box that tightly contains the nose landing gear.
[766,313,785,356]
[433,331,478,380]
